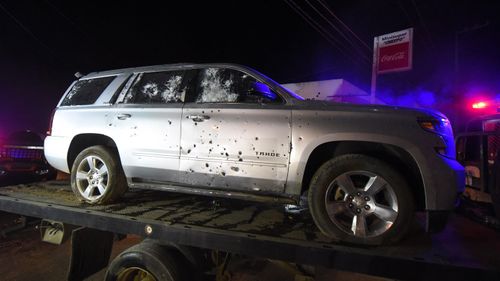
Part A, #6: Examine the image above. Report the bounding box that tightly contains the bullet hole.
[221,171,226,176]
[211,110,214,113]
[187,149,191,154]
[231,167,239,172]
[239,158,243,162]
[217,109,221,112]
[281,144,284,146]
[298,137,303,141]
[108,123,112,126]
[202,110,205,114]
[252,147,255,150]
[209,169,212,172]
[209,140,213,144]
[168,120,172,125]
[238,151,242,155]
[223,147,226,150]
[225,153,229,157]
[220,153,224,156]
[194,123,198,126]
[193,144,197,147]
[209,148,212,152]
[255,137,259,140]
[205,163,209,168]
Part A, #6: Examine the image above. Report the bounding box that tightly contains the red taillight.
[46,109,55,136]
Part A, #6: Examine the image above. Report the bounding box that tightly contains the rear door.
[110,69,197,183]
[179,67,291,193]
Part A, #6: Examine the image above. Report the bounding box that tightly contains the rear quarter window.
[60,76,115,106]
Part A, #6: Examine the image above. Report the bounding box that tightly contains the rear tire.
[308,154,414,245]
[70,145,127,204]
[105,241,186,281]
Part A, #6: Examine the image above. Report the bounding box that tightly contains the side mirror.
[249,82,277,101]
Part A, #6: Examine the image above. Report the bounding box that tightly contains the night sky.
[1,0,499,137]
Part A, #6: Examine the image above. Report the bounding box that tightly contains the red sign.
[378,42,410,72]
[374,28,413,74]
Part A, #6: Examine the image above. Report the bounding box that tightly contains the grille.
[0,147,43,160]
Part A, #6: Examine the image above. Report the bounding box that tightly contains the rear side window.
[60,76,115,106]
[123,70,194,104]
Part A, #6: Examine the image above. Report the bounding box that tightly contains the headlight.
[418,117,450,135]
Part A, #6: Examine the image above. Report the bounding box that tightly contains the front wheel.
[308,154,414,245]
[71,145,127,204]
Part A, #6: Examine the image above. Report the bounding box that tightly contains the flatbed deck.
[0,181,499,280]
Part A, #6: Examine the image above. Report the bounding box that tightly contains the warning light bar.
[472,101,488,109]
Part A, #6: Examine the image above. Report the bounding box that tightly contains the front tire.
[308,154,414,245]
[70,145,127,204]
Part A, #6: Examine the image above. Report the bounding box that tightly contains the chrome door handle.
[117,114,132,120]
[186,115,210,122]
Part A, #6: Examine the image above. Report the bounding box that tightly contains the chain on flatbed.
[0,180,499,280]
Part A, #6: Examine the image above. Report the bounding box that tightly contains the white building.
[282,79,383,104]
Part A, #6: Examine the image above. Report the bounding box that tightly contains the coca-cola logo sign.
[380,51,405,63]
[377,42,411,73]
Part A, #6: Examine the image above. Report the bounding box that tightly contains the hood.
[291,99,447,120]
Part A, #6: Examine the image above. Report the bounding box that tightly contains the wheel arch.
[67,134,118,171]
[300,140,426,211]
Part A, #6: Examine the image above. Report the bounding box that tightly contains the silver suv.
[45,63,464,245]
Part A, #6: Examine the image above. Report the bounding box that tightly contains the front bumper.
[0,161,54,177]
[417,151,465,215]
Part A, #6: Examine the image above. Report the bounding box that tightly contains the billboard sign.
[374,28,413,74]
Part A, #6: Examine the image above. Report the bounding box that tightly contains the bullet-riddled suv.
[45,63,464,245]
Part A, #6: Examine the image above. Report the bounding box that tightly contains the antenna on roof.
[74,72,84,78]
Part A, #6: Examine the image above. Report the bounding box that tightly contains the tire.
[70,145,127,204]
[308,154,414,245]
[105,241,186,281]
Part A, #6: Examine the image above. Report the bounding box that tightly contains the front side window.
[195,68,281,104]
[61,76,115,106]
[124,71,193,104]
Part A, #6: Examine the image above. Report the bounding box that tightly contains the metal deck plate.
[0,181,499,280]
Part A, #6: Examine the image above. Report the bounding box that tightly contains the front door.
[179,67,291,193]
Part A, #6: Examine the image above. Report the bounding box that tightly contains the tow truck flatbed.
[0,181,499,280]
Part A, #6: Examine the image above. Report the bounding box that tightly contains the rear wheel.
[70,145,127,204]
[308,154,414,245]
[105,241,186,281]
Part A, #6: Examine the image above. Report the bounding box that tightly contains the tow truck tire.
[308,154,414,245]
[71,145,127,204]
[105,241,186,281]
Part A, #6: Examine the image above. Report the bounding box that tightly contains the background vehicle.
[456,114,500,218]
[0,130,56,184]
[45,63,464,245]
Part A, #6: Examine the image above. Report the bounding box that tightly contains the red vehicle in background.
[0,130,56,184]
